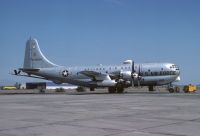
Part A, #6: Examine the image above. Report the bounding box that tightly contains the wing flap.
[80,70,111,81]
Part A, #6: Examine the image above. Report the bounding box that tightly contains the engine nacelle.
[97,80,117,87]
[53,80,62,84]
[120,71,132,79]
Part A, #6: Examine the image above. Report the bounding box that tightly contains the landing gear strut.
[116,86,124,93]
[90,88,95,91]
[108,87,116,93]
[108,84,124,94]
[148,86,155,92]
[168,84,180,93]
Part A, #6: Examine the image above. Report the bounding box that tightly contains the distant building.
[46,82,77,90]
[24,82,77,90]
[26,82,46,89]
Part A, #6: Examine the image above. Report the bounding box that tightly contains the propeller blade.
[132,61,134,73]
[137,65,141,87]
[131,60,134,87]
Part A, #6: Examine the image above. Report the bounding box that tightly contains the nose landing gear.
[168,84,180,93]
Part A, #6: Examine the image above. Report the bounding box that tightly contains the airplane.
[13,38,180,93]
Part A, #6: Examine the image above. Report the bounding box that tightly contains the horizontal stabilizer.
[19,68,40,72]
[80,70,112,81]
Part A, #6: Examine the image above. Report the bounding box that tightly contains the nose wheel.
[168,88,175,93]
[168,84,180,93]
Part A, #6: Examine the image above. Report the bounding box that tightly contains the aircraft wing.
[79,70,112,81]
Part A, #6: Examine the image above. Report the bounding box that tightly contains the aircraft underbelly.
[142,75,177,85]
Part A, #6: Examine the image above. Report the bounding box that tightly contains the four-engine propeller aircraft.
[13,38,180,93]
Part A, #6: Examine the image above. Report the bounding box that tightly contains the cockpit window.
[171,65,179,69]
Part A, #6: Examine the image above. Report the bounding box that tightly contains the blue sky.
[0,0,200,85]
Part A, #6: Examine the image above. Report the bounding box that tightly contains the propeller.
[131,61,136,87]
[131,61,142,87]
[137,65,141,87]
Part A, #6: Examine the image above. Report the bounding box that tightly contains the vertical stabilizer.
[23,38,57,69]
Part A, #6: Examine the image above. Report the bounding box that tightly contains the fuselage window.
[167,71,170,75]
[163,71,166,75]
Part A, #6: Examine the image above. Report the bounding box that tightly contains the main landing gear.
[90,88,95,91]
[108,86,124,93]
[148,86,155,92]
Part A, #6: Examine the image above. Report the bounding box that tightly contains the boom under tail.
[23,38,58,69]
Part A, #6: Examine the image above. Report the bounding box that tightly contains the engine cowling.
[97,80,117,87]
[120,71,132,79]
[53,80,62,84]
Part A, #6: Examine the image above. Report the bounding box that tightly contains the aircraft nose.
[175,66,180,76]
[176,69,180,75]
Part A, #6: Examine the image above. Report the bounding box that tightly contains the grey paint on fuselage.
[30,63,180,87]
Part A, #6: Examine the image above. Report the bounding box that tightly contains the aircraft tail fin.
[23,38,58,69]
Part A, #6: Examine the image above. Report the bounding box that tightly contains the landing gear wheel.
[117,87,124,93]
[108,87,116,93]
[169,88,175,93]
[90,88,95,91]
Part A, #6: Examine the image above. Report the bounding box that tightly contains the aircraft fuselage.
[14,38,181,93]
[26,62,180,87]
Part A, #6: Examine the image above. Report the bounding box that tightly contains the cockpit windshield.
[170,64,179,70]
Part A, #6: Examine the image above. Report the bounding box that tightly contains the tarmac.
[0,89,200,136]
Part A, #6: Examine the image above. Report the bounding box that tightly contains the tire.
[90,88,95,91]
[117,87,124,93]
[108,87,116,93]
[169,88,174,93]
[148,86,155,92]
